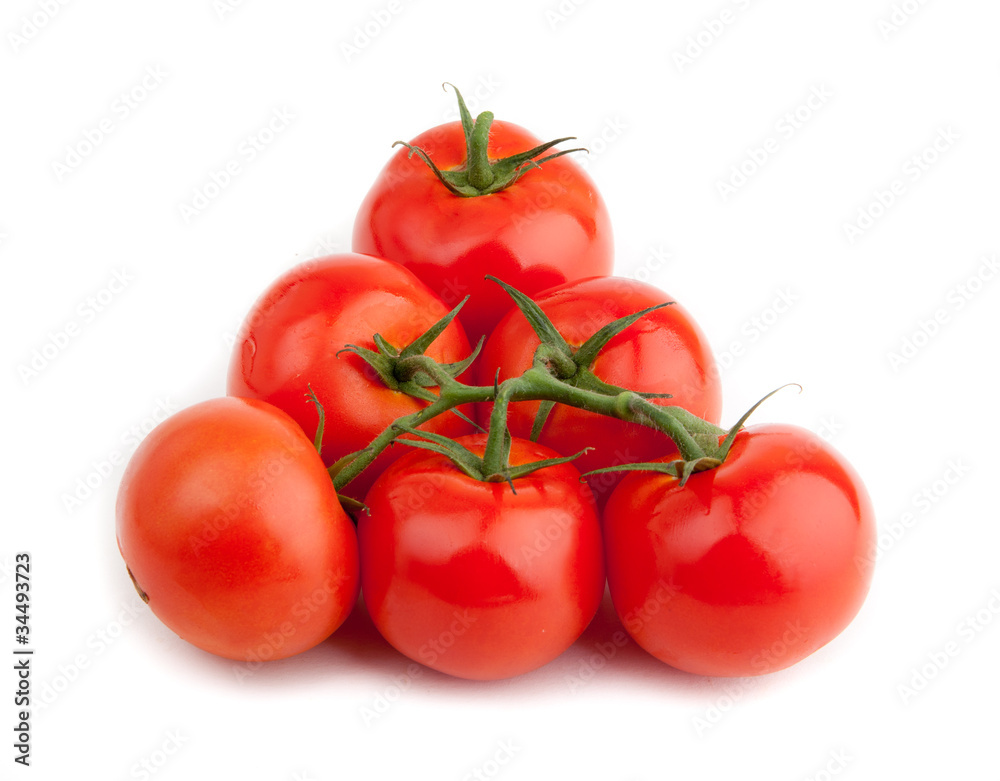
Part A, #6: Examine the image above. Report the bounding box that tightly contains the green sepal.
[336,493,370,518]
[716,384,801,460]
[393,84,586,198]
[404,335,484,388]
[304,385,326,455]
[390,424,486,480]
[399,297,469,360]
[485,275,571,353]
[489,277,676,402]
[582,456,722,487]
[529,400,556,441]
[338,342,399,390]
[506,447,592,482]
[572,302,673,369]
[340,296,474,394]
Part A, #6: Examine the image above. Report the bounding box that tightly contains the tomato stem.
[466,110,496,191]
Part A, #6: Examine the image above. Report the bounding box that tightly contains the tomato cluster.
[116,85,874,681]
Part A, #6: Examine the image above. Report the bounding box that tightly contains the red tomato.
[352,121,613,342]
[476,276,722,505]
[360,434,605,680]
[602,424,876,677]
[227,253,474,500]
[116,397,360,662]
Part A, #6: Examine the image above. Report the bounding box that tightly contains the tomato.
[115,397,360,662]
[352,113,613,342]
[476,276,722,505]
[359,434,605,680]
[601,424,876,677]
[227,253,475,500]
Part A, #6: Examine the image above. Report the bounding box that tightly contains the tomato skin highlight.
[352,121,613,342]
[359,434,605,681]
[226,253,474,500]
[477,276,722,505]
[115,397,360,662]
[602,424,876,677]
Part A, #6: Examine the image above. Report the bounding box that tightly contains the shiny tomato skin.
[115,397,360,662]
[227,253,474,500]
[476,276,722,505]
[602,424,875,677]
[352,121,614,342]
[360,434,605,681]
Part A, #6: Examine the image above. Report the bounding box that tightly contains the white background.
[3,0,999,778]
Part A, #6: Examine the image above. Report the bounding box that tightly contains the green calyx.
[339,297,484,431]
[484,275,675,442]
[393,83,586,197]
[393,424,589,494]
[582,384,802,487]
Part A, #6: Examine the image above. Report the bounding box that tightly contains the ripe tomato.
[227,253,475,500]
[115,397,360,662]
[476,276,722,505]
[352,118,613,342]
[360,434,605,680]
[602,424,876,677]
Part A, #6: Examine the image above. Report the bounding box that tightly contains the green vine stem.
[331,355,726,493]
[328,279,792,494]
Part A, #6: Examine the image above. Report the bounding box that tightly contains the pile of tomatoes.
[116,86,875,681]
